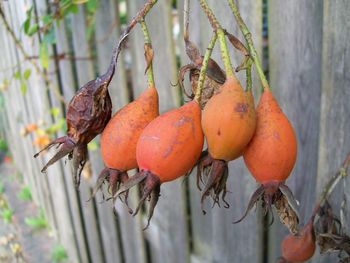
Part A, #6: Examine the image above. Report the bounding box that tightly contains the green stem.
[198,0,234,77]
[140,19,155,87]
[227,0,270,91]
[194,33,217,103]
[217,29,234,77]
[246,59,253,91]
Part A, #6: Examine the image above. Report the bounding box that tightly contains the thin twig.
[310,153,350,221]
[227,0,269,91]
[198,0,234,77]
[194,32,217,103]
[140,19,155,88]
[184,0,190,41]
[110,0,158,67]
[0,7,67,104]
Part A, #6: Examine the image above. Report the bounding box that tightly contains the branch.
[227,0,269,91]
[194,33,217,103]
[110,0,158,66]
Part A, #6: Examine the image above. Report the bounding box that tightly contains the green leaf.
[63,4,79,16]
[23,18,31,34]
[25,212,47,230]
[26,6,33,17]
[43,28,56,44]
[1,208,13,223]
[20,81,27,95]
[51,244,68,263]
[27,23,39,36]
[39,42,49,69]
[23,69,31,80]
[13,70,21,80]
[73,0,88,4]
[17,185,32,201]
[49,107,60,117]
[87,0,97,12]
[41,14,53,25]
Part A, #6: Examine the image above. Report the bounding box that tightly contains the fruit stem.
[227,0,270,91]
[194,32,217,103]
[140,19,155,88]
[246,59,253,91]
[311,152,350,219]
[112,0,158,64]
[198,0,234,77]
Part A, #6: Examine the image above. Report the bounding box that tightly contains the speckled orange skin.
[136,100,204,183]
[243,89,297,183]
[281,222,315,262]
[202,77,256,161]
[101,86,159,171]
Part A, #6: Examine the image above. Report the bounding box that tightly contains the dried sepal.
[196,151,230,214]
[275,192,299,235]
[234,181,300,234]
[89,168,130,212]
[144,43,154,74]
[314,201,350,259]
[114,171,160,230]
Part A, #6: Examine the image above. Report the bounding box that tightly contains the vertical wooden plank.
[177,1,264,262]
[268,0,323,261]
[127,1,189,263]
[176,1,213,262]
[3,1,41,205]
[70,6,106,263]
[176,1,264,262]
[95,0,129,108]
[205,1,264,263]
[94,1,129,262]
[18,0,57,231]
[31,1,89,262]
[312,1,350,262]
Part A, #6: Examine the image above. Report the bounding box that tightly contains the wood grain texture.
[268,0,323,261]
[93,0,128,262]
[184,1,264,262]
[312,1,350,262]
[18,0,57,232]
[95,0,129,109]
[70,7,106,263]
[127,1,189,263]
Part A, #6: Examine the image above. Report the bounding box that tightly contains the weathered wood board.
[268,0,323,261]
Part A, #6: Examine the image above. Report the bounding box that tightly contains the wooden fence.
[0,0,349,262]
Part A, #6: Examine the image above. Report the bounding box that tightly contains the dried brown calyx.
[90,168,131,211]
[178,36,226,109]
[234,181,299,234]
[314,201,350,260]
[34,70,113,187]
[195,150,229,213]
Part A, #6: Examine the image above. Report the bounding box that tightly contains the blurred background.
[0,0,349,262]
